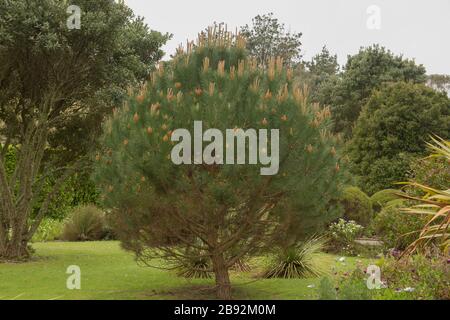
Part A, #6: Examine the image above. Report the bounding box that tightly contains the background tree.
[348,82,450,194]
[294,46,340,102]
[240,13,302,67]
[94,30,345,299]
[316,45,427,138]
[0,0,169,260]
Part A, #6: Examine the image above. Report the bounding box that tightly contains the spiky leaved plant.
[94,26,345,299]
[262,236,327,279]
[175,254,212,279]
[396,136,450,257]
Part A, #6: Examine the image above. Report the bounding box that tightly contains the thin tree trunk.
[211,253,232,300]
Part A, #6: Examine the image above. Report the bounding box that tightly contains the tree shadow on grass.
[140,284,260,300]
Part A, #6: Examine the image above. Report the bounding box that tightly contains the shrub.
[378,255,450,300]
[324,254,449,300]
[319,268,375,300]
[338,268,374,300]
[370,189,402,213]
[328,218,364,255]
[61,205,106,241]
[318,277,337,300]
[339,186,373,226]
[262,237,327,279]
[372,205,426,250]
[408,156,450,191]
[348,82,450,194]
[31,219,65,242]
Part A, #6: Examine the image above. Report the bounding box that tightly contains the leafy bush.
[408,156,450,191]
[378,255,450,300]
[338,268,374,300]
[319,268,373,300]
[31,219,65,242]
[262,237,326,279]
[372,205,426,251]
[340,186,373,225]
[320,255,449,300]
[61,205,106,241]
[318,277,337,300]
[328,219,364,255]
[348,82,450,194]
[370,189,402,213]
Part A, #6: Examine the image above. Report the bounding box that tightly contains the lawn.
[0,241,372,300]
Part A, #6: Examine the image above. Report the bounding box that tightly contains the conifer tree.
[95,27,345,299]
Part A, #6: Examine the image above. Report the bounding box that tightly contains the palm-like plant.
[262,236,327,279]
[396,136,450,257]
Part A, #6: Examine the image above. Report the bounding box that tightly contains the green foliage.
[395,137,450,256]
[0,0,169,259]
[262,237,327,279]
[31,219,65,242]
[4,146,99,220]
[408,156,450,191]
[372,205,426,250]
[306,46,340,79]
[61,205,106,241]
[328,218,364,255]
[339,186,373,225]
[370,189,400,213]
[348,82,450,194]
[318,277,337,300]
[315,45,427,137]
[338,268,374,300]
[378,255,450,300]
[175,254,212,279]
[240,13,302,66]
[0,0,170,158]
[94,27,345,298]
[320,263,434,301]
[296,46,340,102]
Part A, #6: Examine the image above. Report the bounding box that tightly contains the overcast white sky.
[125,0,450,74]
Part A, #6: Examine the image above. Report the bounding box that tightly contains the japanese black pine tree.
[95,28,345,299]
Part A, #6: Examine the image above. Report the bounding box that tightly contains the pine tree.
[94,26,345,299]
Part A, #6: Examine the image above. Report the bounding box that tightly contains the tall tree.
[306,46,340,79]
[240,13,302,67]
[0,0,169,260]
[316,45,427,138]
[94,30,345,299]
[348,82,450,194]
[295,46,340,102]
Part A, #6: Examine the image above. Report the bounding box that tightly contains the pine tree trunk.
[211,253,232,300]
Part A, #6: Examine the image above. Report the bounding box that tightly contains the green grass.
[0,241,372,300]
